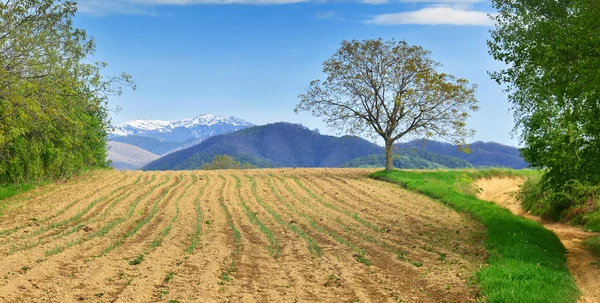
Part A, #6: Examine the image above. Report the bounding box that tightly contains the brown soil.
[0,169,487,302]
[475,177,600,303]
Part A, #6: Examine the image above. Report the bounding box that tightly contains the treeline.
[201,155,256,170]
[0,1,132,184]
[342,148,473,169]
[490,0,600,230]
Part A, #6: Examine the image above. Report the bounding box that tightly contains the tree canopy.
[489,0,600,189]
[0,0,134,184]
[202,155,255,170]
[295,38,479,171]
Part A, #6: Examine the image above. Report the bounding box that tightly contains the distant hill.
[342,154,445,169]
[396,139,528,169]
[141,123,526,171]
[343,148,473,169]
[143,122,382,170]
[107,141,160,170]
[110,135,182,155]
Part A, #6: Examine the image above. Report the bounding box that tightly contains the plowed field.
[0,169,487,302]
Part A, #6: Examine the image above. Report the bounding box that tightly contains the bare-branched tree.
[295,38,479,171]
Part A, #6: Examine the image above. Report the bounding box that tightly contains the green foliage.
[582,236,600,259]
[0,1,134,185]
[128,254,144,265]
[397,139,529,169]
[519,176,600,231]
[371,170,579,303]
[201,155,255,170]
[342,147,474,169]
[489,0,600,212]
[0,184,35,201]
[343,154,442,169]
[296,38,479,170]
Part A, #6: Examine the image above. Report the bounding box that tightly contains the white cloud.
[367,6,495,26]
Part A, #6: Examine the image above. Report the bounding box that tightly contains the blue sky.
[74,0,518,146]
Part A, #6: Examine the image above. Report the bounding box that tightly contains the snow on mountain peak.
[110,114,254,138]
[125,119,173,130]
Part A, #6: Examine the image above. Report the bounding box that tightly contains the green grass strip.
[371,169,579,303]
[217,175,241,255]
[0,184,36,217]
[150,175,197,248]
[293,177,380,233]
[185,174,210,254]
[583,236,600,260]
[232,175,280,258]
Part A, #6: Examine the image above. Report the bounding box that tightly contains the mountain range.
[141,122,527,171]
[109,114,254,147]
[395,139,528,169]
[107,114,528,171]
[143,123,383,170]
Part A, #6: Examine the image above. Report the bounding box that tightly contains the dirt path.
[475,177,600,303]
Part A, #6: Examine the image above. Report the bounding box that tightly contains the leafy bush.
[201,155,255,170]
[582,236,600,259]
[519,176,600,231]
[0,1,132,185]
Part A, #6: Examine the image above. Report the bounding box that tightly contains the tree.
[295,38,479,171]
[202,155,255,170]
[0,0,134,183]
[488,0,600,189]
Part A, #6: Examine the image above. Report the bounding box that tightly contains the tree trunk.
[385,141,394,171]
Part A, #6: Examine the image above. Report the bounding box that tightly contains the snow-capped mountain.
[110,114,254,143]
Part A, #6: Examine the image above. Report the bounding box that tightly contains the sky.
[73,0,519,146]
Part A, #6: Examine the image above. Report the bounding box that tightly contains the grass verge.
[0,184,35,201]
[371,169,579,303]
[582,236,600,260]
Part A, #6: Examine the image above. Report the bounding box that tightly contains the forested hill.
[143,123,528,171]
[396,139,528,169]
[143,123,383,170]
[342,148,473,169]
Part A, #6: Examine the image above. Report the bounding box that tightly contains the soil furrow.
[0,170,125,230]
[107,174,197,302]
[167,172,231,302]
[2,175,146,253]
[0,169,487,302]
[0,172,133,240]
